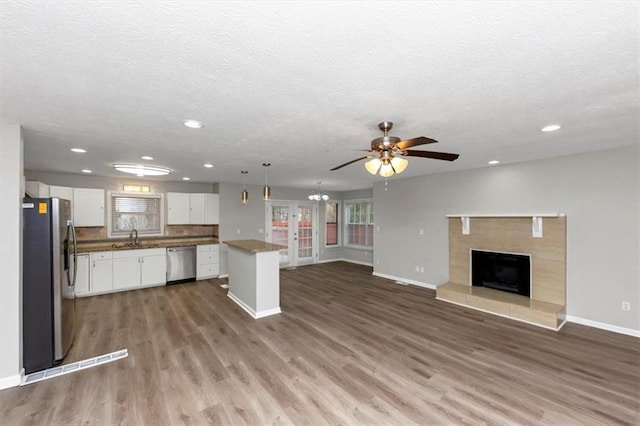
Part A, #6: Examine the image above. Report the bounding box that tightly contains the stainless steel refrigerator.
[23,197,77,374]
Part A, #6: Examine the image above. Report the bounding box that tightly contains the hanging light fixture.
[262,163,271,200]
[308,181,329,201]
[364,153,408,177]
[241,170,248,203]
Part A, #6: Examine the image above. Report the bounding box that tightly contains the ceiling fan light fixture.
[390,156,409,174]
[365,158,382,175]
[379,162,395,178]
[114,164,171,176]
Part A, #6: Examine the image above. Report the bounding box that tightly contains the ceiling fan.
[330,122,459,177]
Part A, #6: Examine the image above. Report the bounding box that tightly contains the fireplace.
[471,249,531,297]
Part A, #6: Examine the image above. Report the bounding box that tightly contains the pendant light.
[241,170,248,204]
[262,163,271,200]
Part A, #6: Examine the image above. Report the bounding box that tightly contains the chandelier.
[308,181,329,201]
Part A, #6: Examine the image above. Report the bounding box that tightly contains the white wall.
[0,123,23,388]
[373,146,639,331]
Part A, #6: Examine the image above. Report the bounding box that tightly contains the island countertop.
[224,239,286,253]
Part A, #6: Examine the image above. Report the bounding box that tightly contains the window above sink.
[107,191,164,238]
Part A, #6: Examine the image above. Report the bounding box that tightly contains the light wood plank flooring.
[1,262,639,425]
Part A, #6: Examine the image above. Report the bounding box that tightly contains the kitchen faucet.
[129,229,140,246]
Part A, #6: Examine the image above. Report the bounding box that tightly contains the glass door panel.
[269,204,291,266]
[295,204,315,265]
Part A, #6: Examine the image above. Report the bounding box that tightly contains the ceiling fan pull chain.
[385,178,388,191]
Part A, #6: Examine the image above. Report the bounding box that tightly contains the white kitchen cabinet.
[190,193,205,225]
[167,192,219,225]
[91,251,113,294]
[112,256,141,290]
[167,192,191,224]
[204,194,219,224]
[73,188,105,227]
[197,244,219,280]
[141,254,167,286]
[25,181,50,198]
[112,248,167,291]
[74,253,91,297]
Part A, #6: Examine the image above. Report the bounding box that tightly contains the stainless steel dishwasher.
[166,246,196,284]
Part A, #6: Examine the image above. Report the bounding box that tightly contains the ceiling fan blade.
[330,155,372,171]
[395,136,438,150]
[403,150,460,161]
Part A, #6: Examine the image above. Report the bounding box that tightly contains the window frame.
[343,199,374,250]
[106,191,165,238]
[324,201,341,248]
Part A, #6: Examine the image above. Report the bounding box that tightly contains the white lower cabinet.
[75,253,91,296]
[90,251,113,295]
[81,248,166,297]
[197,244,219,280]
[113,248,167,290]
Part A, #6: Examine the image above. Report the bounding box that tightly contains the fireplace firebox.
[471,249,531,297]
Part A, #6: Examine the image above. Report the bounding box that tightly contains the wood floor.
[1,262,639,425]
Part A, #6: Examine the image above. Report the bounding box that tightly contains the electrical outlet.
[415,266,420,272]
[258,228,264,234]
[622,301,631,311]
[419,229,424,235]
[182,230,188,235]
[236,229,241,235]
[420,266,424,273]
[376,259,380,265]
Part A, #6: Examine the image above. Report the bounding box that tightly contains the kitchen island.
[224,239,286,319]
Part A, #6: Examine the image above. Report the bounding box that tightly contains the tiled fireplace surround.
[436,216,567,330]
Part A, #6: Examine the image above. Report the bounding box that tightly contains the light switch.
[258,228,264,234]
[419,229,424,235]
[236,229,241,235]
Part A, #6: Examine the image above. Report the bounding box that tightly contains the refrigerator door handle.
[71,222,77,287]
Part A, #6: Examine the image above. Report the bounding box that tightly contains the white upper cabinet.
[190,193,206,225]
[167,192,191,224]
[73,188,105,227]
[204,194,219,225]
[167,192,219,225]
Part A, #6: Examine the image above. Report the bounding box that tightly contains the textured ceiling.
[1,1,638,191]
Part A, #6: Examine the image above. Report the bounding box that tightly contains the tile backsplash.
[76,224,218,242]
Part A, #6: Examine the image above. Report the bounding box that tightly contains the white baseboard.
[566,315,640,338]
[218,274,228,279]
[227,292,281,319]
[316,258,373,267]
[0,369,24,390]
[372,272,438,290]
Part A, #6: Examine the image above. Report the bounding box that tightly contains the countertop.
[224,239,286,253]
[77,235,218,253]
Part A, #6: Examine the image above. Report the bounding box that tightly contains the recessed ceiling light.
[141,155,154,160]
[113,164,171,176]
[203,163,214,168]
[71,148,86,153]
[541,124,561,132]
[488,160,500,165]
[183,119,204,129]
[81,169,92,173]
[182,177,191,181]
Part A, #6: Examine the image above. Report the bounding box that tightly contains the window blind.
[111,195,161,235]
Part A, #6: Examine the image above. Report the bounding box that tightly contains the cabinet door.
[113,257,141,290]
[203,194,219,224]
[189,193,205,224]
[92,259,113,294]
[73,188,105,227]
[75,254,91,296]
[167,192,191,225]
[141,254,167,286]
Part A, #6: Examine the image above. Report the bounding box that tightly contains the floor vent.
[21,349,128,386]
[220,284,229,289]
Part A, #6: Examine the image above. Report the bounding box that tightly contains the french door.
[266,202,318,268]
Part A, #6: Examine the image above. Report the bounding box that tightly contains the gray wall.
[373,146,639,331]
[25,171,215,193]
